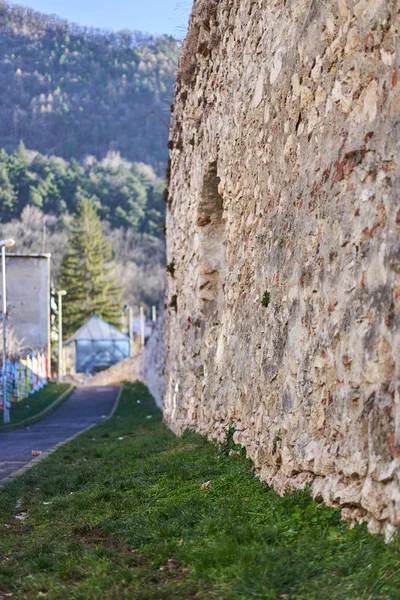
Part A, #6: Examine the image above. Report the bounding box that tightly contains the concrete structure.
[0,253,51,362]
[163,0,400,536]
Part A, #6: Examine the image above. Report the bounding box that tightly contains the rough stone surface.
[164,0,400,535]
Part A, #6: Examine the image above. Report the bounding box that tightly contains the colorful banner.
[0,353,48,411]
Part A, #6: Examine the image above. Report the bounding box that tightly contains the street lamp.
[140,306,145,350]
[1,238,15,424]
[123,305,134,357]
[57,290,67,382]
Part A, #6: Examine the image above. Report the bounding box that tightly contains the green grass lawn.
[0,383,71,430]
[0,382,399,599]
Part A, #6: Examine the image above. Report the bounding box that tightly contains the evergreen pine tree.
[59,198,123,337]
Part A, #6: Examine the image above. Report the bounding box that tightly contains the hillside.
[0,2,179,174]
[0,144,165,235]
[0,2,177,311]
[0,204,167,314]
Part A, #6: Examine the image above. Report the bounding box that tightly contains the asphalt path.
[0,386,119,481]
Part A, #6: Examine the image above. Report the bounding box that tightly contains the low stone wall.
[142,310,165,408]
[85,354,144,388]
[87,313,165,409]
[164,0,400,536]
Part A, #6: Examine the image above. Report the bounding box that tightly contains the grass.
[0,383,71,431]
[0,382,399,599]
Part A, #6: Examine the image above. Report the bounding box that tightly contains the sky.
[19,0,193,37]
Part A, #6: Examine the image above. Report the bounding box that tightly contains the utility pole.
[42,216,47,254]
[140,306,145,350]
[129,306,134,356]
[57,290,67,382]
[1,238,15,424]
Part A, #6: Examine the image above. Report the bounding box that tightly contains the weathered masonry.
[164,0,400,536]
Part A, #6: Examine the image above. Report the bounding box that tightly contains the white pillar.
[140,306,145,350]
[129,306,134,357]
[57,291,67,381]
[58,293,63,382]
[2,246,9,424]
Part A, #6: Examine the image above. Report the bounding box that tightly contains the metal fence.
[0,353,48,411]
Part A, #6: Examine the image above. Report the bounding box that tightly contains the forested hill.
[0,2,179,174]
[0,144,165,236]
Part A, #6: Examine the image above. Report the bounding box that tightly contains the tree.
[59,198,123,336]
[0,161,17,221]
[0,5,179,173]
[0,146,166,238]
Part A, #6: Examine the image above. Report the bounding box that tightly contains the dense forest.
[0,2,178,315]
[0,205,166,313]
[0,2,179,173]
[0,143,165,236]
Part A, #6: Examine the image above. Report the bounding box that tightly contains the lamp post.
[140,306,145,350]
[123,305,134,357]
[1,238,15,424]
[57,290,67,382]
[128,306,134,357]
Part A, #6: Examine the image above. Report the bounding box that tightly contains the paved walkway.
[0,386,120,481]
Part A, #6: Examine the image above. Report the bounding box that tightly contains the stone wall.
[84,354,143,388]
[142,310,165,407]
[86,312,165,408]
[164,0,400,536]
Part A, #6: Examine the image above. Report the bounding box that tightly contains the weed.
[219,425,246,458]
[261,290,271,307]
[177,25,200,87]
[166,260,176,277]
[165,156,171,186]
[169,294,178,312]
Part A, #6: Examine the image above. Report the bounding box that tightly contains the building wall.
[0,254,51,356]
[164,0,400,535]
